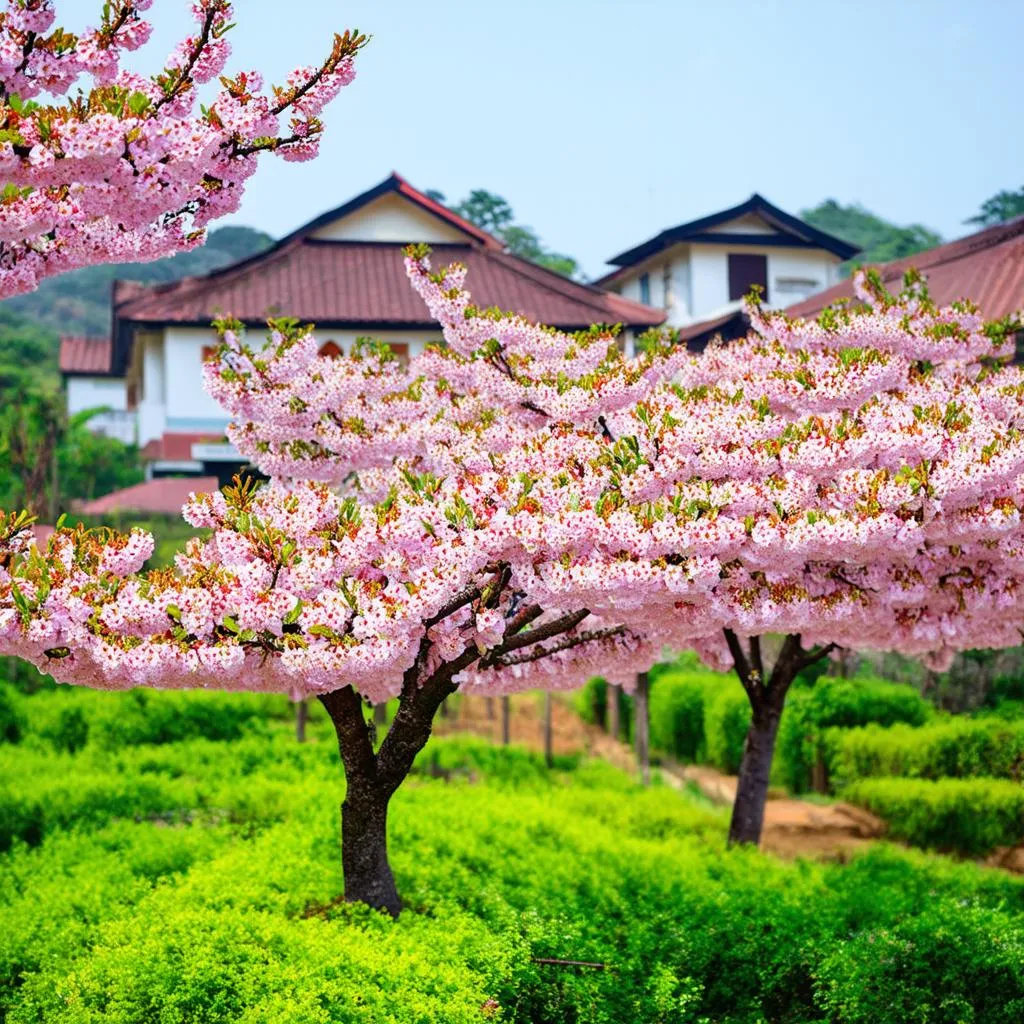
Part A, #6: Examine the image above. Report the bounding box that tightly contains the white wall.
[66,376,126,415]
[135,332,167,446]
[310,194,471,244]
[158,326,442,437]
[612,243,842,328]
[66,376,135,444]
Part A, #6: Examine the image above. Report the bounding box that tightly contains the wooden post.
[486,696,495,721]
[295,699,308,743]
[635,673,650,786]
[374,702,388,730]
[608,682,621,741]
[543,692,553,767]
[501,695,511,745]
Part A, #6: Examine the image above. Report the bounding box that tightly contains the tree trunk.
[724,631,813,847]
[340,775,400,917]
[728,700,783,845]
[319,671,456,918]
[486,696,495,721]
[543,692,553,767]
[295,699,308,743]
[607,682,621,741]
[634,672,650,786]
[501,695,511,745]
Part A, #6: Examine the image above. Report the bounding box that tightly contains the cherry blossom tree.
[3,243,1024,914]
[0,0,366,298]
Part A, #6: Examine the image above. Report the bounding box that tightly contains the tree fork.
[319,669,457,918]
[726,632,832,847]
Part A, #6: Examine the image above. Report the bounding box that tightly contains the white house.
[59,336,135,444]
[596,194,859,348]
[110,172,664,482]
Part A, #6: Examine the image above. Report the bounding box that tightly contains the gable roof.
[598,193,860,282]
[275,172,506,252]
[76,477,219,517]
[784,215,1024,321]
[112,174,664,373]
[60,336,114,376]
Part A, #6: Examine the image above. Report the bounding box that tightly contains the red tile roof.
[140,432,226,462]
[785,216,1024,320]
[112,174,664,373]
[76,476,219,516]
[60,336,113,375]
[115,242,664,332]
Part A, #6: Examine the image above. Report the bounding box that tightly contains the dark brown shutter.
[728,253,768,302]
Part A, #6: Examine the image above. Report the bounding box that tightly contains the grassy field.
[1,685,1023,1023]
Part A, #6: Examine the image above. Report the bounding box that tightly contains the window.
[774,276,820,303]
[728,254,768,302]
[318,340,343,358]
[639,272,651,305]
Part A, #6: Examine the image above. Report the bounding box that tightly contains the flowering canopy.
[0,0,366,297]
[2,250,1023,700]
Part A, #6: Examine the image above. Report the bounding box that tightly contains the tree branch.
[319,685,376,781]
[749,635,764,682]
[490,625,627,668]
[723,628,752,686]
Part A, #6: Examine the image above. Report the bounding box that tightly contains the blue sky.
[60,0,1024,277]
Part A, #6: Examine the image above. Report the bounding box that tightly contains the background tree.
[966,187,1024,228]
[801,199,942,272]
[432,186,582,278]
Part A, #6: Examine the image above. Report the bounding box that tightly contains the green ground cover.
[1,684,1023,1022]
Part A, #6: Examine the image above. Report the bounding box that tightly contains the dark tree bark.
[313,582,614,917]
[319,668,456,917]
[634,672,650,786]
[725,632,832,847]
[294,699,307,743]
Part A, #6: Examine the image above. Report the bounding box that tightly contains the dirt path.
[439,693,884,862]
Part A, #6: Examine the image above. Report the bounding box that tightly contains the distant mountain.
[3,225,274,338]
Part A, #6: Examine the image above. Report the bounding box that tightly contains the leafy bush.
[3,686,1024,1022]
[572,676,632,740]
[814,902,1024,1023]
[703,684,750,774]
[842,777,1024,855]
[829,717,1024,787]
[21,687,284,751]
[648,670,721,762]
[0,684,24,744]
[775,677,931,793]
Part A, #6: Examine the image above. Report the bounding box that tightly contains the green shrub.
[572,677,632,740]
[703,684,750,774]
[814,901,1024,1023]
[775,677,931,793]
[21,687,280,751]
[648,671,715,762]
[0,684,24,744]
[842,777,1024,855]
[829,717,1024,787]
[3,687,1024,1022]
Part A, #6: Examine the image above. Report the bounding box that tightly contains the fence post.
[635,672,650,786]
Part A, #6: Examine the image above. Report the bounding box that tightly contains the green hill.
[2,225,273,338]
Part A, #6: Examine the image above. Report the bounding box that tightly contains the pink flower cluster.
[3,256,1024,698]
[0,1,366,297]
